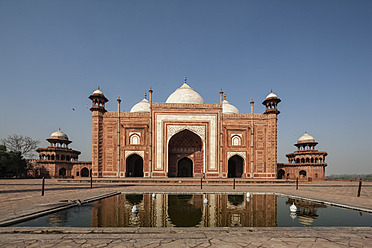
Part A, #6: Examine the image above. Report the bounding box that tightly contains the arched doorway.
[126,154,144,177]
[177,157,193,177]
[299,170,307,179]
[228,155,244,178]
[168,130,203,177]
[59,168,66,178]
[277,169,285,179]
[125,194,143,205]
[168,195,202,227]
[81,167,89,177]
[228,195,244,206]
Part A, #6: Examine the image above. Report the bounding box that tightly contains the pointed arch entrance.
[277,169,285,179]
[299,170,307,179]
[81,167,89,177]
[126,154,144,177]
[228,155,244,178]
[59,168,66,178]
[168,129,203,177]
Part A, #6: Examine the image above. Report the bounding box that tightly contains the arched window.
[51,155,55,160]
[231,135,241,146]
[311,158,314,163]
[306,158,310,163]
[315,158,318,163]
[130,134,140,145]
[296,158,300,163]
[301,158,305,163]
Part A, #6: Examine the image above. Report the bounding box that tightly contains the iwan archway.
[168,129,203,177]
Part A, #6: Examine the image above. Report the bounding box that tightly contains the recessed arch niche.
[168,129,203,177]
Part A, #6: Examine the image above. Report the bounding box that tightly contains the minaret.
[250,99,254,114]
[89,87,108,113]
[117,96,121,178]
[262,90,281,178]
[262,90,281,115]
[89,87,108,178]
[219,89,223,104]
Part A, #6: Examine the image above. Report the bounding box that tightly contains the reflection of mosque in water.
[286,198,326,226]
[91,194,277,227]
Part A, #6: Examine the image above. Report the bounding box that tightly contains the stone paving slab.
[0,227,371,247]
[0,179,371,247]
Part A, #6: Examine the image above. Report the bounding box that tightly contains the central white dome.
[166,80,205,104]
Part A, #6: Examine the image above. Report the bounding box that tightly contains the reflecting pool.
[13,194,372,227]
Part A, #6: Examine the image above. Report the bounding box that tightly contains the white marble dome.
[130,97,150,113]
[92,88,103,95]
[166,81,205,104]
[50,129,68,140]
[266,91,277,99]
[298,132,315,143]
[222,99,240,114]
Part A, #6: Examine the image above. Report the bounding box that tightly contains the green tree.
[0,145,27,178]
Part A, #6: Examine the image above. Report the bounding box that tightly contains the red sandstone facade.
[89,79,281,179]
[34,130,92,178]
[277,132,327,180]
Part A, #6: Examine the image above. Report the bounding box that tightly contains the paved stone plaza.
[0,179,371,247]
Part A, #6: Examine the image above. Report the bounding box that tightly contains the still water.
[13,194,372,227]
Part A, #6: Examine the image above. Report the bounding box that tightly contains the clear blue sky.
[0,0,371,175]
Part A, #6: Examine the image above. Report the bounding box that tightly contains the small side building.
[277,132,327,180]
[35,130,92,178]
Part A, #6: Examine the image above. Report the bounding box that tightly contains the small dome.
[50,129,68,140]
[298,132,315,143]
[166,79,205,104]
[92,88,103,95]
[130,98,150,113]
[222,99,239,114]
[266,91,277,99]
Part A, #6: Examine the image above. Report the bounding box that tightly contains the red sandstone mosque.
[33,77,327,180]
[89,77,280,179]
